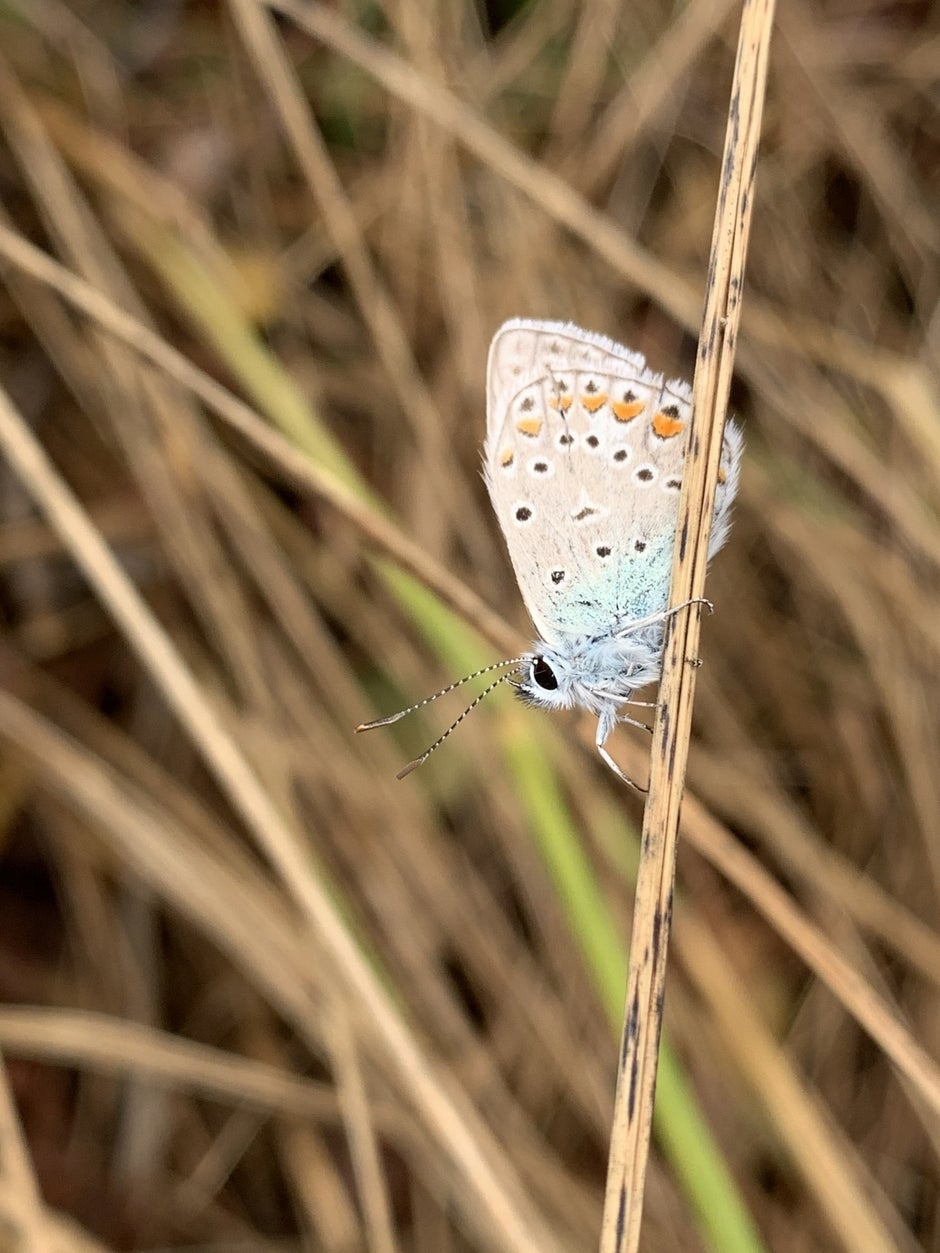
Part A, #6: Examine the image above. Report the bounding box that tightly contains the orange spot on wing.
[581,391,608,412]
[718,466,727,484]
[548,393,574,411]
[500,448,514,466]
[611,399,645,422]
[652,411,685,438]
[516,416,543,437]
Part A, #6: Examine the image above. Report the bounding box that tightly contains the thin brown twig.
[0,1007,338,1119]
[600,3,778,1249]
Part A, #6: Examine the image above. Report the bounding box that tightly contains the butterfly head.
[515,627,664,718]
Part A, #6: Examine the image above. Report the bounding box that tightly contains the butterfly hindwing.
[484,319,741,644]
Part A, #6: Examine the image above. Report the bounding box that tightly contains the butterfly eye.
[531,656,559,691]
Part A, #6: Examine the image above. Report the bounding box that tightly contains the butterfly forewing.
[485,320,739,644]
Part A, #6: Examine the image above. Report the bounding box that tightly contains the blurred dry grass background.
[0,1,937,1251]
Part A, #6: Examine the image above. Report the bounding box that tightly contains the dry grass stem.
[601,4,777,1249]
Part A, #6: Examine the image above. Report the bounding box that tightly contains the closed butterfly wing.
[484,319,741,645]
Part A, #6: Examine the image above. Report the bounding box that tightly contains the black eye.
[531,656,558,690]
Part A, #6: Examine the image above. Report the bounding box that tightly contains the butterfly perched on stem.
[359,319,742,785]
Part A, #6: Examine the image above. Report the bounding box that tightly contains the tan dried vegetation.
[0,2,936,1252]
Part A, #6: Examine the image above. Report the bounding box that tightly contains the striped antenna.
[394,672,517,779]
[356,657,523,733]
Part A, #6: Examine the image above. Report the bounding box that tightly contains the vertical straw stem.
[599,3,777,1250]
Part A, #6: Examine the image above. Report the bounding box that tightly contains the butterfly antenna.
[394,672,516,779]
[356,657,523,733]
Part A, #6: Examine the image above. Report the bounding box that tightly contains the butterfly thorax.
[516,623,664,722]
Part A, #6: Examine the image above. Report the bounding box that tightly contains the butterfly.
[359,319,742,784]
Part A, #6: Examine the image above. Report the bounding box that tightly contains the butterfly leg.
[612,597,713,641]
[595,716,648,792]
[668,595,714,618]
[622,700,656,730]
